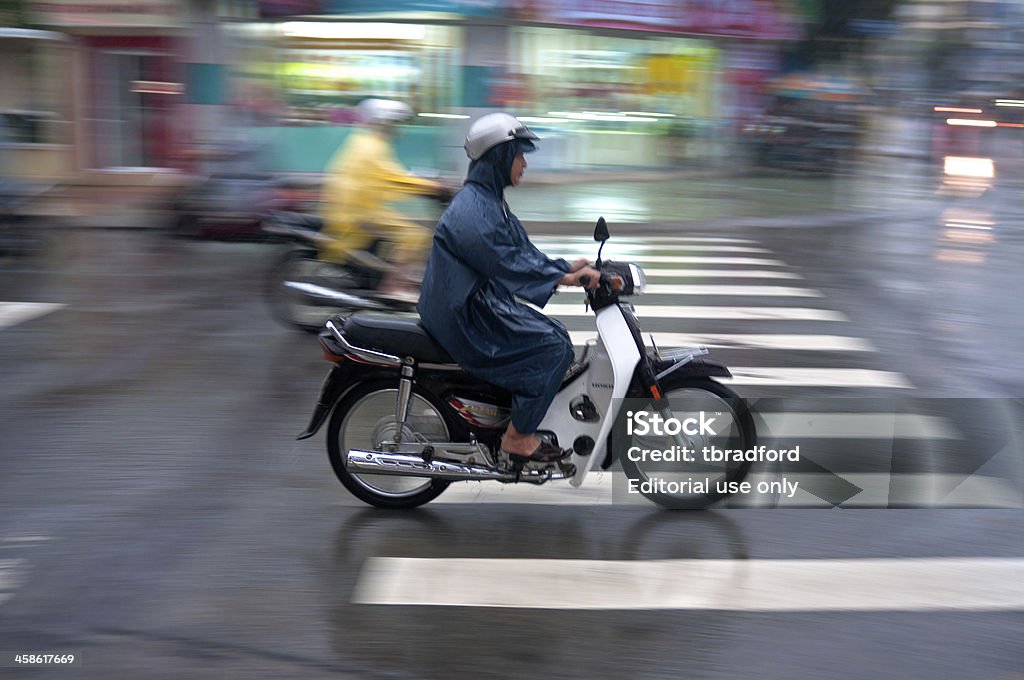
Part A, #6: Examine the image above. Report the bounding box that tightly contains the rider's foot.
[377,288,419,304]
[500,435,570,462]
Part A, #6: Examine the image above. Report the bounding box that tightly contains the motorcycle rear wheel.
[327,381,453,509]
[617,376,756,510]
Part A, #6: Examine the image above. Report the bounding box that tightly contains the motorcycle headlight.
[628,263,646,295]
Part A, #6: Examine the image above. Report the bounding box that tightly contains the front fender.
[297,363,354,440]
[654,356,732,379]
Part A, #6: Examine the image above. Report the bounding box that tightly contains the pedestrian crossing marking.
[545,304,849,321]
[592,244,774,254]
[724,368,912,388]
[354,556,1024,610]
[643,269,803,280]
[434,472,1016,508]
[554,255,789,266]
[533,237,760,245]
[536,233,916,389]
[758,413,959,438]
[0,302,65,330]
[642,284,823,297]
[567,332,876,352]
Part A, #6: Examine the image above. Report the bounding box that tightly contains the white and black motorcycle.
[298,218,757,509]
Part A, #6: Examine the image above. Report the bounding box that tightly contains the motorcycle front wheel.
[617,376,756,510]
[327,381,453,509]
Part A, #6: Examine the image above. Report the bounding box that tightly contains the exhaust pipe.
[284,281,387,309]
[346,449,517,482]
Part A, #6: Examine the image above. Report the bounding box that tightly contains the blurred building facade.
[3,0,807,181]
[235,0,804,175]
[0,26,74,180]
[20,0,192,180]
[31,1,1024,183]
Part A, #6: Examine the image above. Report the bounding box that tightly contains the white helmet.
[358,99,414,126]
[464,112,539,160]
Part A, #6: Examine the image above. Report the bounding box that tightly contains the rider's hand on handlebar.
[561,266,602,290]
[569,258,592,273]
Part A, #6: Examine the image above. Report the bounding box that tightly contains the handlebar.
[579,272,623,293]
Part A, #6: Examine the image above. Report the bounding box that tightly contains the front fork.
[633,356,696,453]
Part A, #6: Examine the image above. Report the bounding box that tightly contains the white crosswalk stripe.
[435,471,1020,508]
[568,332,876,352]
[355,556,1024,610]
[563,255,789,265]
[0,302,65,330]
[547,303,849,321]
[724,367,913,388]
[642,269,803,279]
[641,284,823,296]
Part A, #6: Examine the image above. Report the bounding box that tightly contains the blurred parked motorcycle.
[167,143,320,240]
[0,179,55,258]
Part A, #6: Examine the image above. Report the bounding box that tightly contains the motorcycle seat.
[340,312,455,365]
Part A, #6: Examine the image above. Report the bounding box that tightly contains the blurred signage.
[28,0,184,28]
[848,19,897,36]
[321,0,502,18]
[260,0,324,17]
[518,0,799,40]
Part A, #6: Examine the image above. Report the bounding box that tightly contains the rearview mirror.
[594,216,609,242]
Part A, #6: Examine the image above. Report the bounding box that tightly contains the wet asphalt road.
[1,191,1023,678]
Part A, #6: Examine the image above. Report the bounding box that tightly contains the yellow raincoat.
[320,128,438,266]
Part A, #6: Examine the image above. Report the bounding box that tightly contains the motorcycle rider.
[320,98,453,302]
[417,113,600,462]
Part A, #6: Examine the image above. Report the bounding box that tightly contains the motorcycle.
[297,217,757,509]
[262,190,451,332]
[262,210,416,332]
[167,139,321,241]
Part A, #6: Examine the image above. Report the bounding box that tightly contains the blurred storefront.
[0,27,74,181]
[233,16,461,174]
[503,27,719,169]
[25,0,190,179]
[504,0,798,169]
[245,0,800,175]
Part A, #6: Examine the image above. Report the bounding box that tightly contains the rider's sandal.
[501,440,571,463]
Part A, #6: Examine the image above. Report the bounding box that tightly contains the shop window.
[0,38,71,146]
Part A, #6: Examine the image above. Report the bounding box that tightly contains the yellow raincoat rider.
[320,99,449,299]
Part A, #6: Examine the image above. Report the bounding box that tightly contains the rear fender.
[297,363,354,440]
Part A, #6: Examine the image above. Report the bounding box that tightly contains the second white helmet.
[464,113,539,160]
[358,99,414,126]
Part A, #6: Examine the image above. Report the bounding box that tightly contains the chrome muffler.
[346,449,517,482]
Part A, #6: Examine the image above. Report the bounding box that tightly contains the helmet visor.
[512,124,539,153]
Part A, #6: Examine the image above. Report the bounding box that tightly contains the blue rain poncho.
[417,140,573,433]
